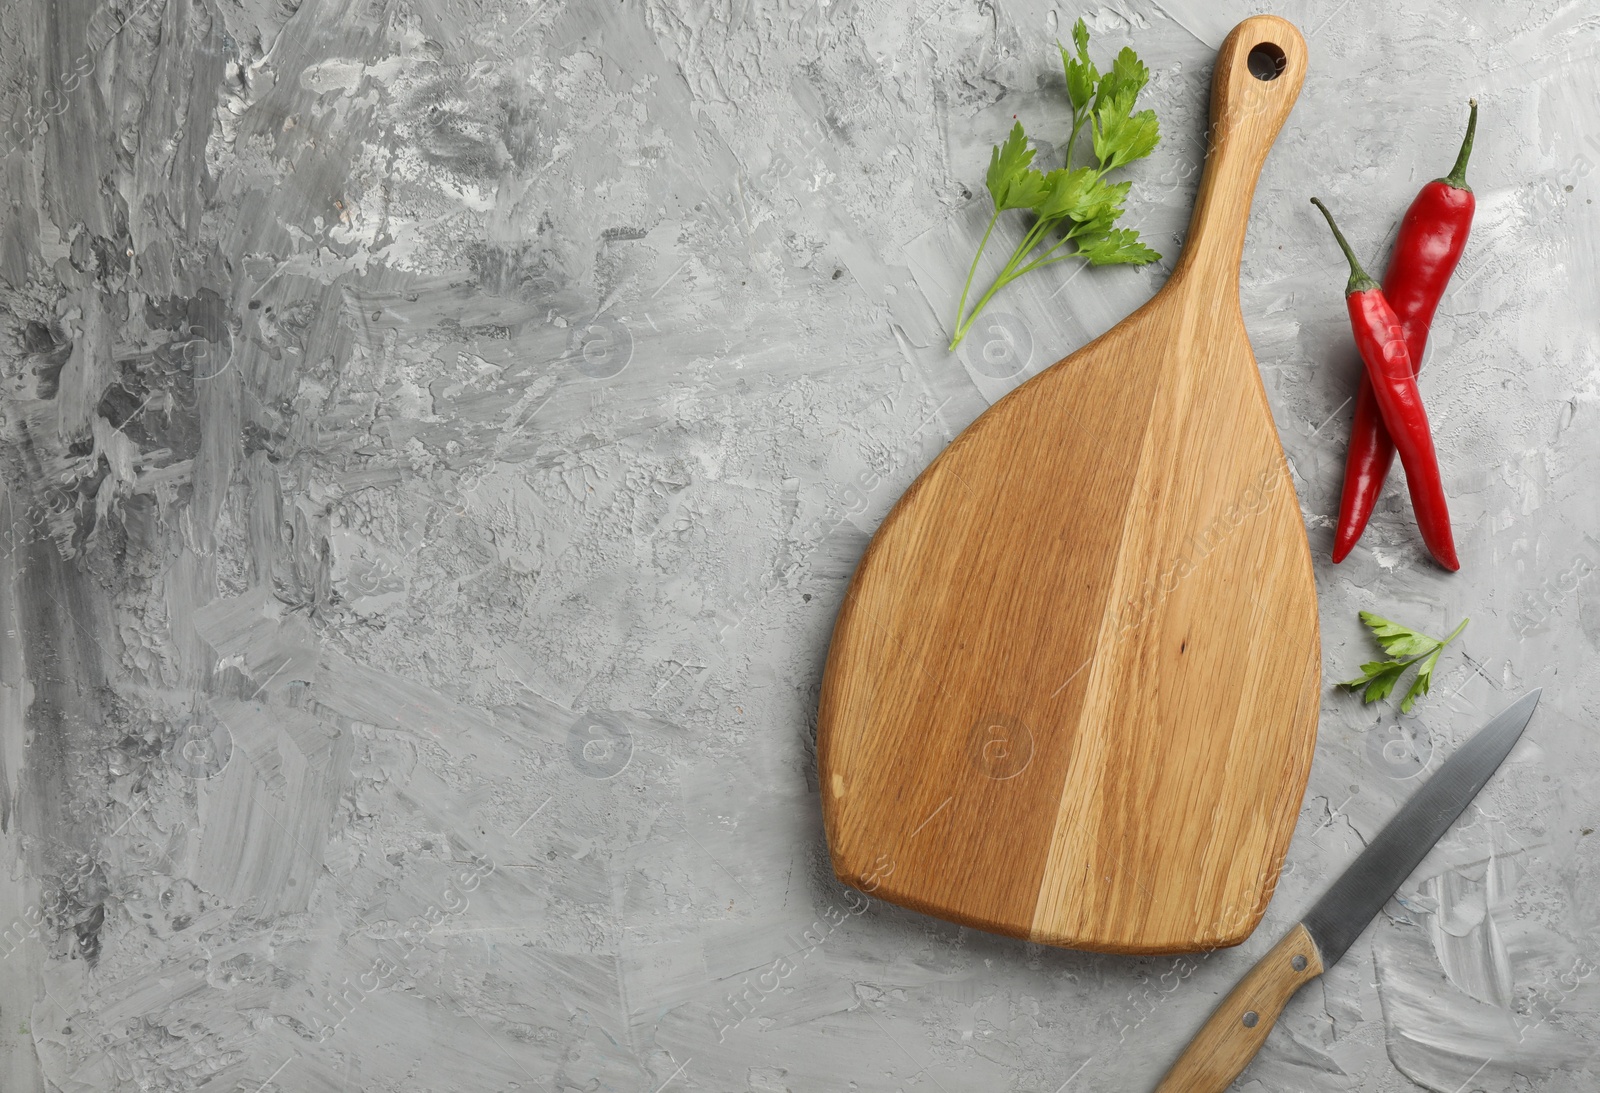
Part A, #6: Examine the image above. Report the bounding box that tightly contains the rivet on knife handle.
[1152,923,1324,1092]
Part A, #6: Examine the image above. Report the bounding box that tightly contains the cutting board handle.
[1173,16,1308,287]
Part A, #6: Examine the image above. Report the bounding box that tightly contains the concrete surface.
[0,0,1596,1090]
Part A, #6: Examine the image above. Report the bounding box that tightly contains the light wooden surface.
[1153,923,1326,1091]
[817,16,1320,954]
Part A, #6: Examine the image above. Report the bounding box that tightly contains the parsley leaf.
[1401,645,1448,712]
[1080,177,1131,225]
[951,20,1163,350]
[1339,612,1469,713]
[1075,227,1160,266]
[1033,167,1099,221]
[1094,101,1160,173]
[1358,612,1441,658]
[986,122,1048,210]
[1099,46,1150,106]
[1341,659,1410,705]
[1061,19,1099,114]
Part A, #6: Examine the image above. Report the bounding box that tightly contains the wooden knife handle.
[1175,15,1308,286]
[1152,923,1325,1093]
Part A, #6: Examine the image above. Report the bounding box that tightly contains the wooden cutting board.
[818,16,1320,955]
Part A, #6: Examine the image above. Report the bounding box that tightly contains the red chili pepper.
[1332,101,1477,563]
[1312,198,1459,571]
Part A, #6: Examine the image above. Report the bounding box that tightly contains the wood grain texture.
[1153,923,1326,1092]
[817,16,1320,954]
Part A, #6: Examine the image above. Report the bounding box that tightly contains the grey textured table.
[0,0,1595,1090]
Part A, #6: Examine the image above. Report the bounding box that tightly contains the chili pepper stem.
[1310,198,1380,295]
[1443,99,1478,191]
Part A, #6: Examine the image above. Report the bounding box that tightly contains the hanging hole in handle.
[1248,42,1286,81]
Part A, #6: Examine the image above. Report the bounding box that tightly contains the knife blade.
[1153,689,1541,1093]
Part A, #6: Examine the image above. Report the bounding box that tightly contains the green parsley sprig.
[949,19,1162,351]
[1340,611,1469,714]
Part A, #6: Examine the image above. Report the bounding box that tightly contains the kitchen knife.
[1154,688,1541,1092]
